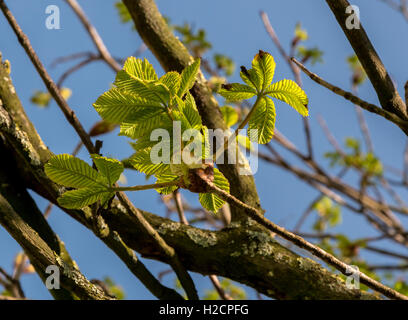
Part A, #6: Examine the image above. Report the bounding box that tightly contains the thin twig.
[292,58,408,132]
[116,192,198,300]
[0,0,96,154]
[64,0,121,72]
[172,190,232,300]
[203,179,408,300]
[260,11,313,159]
[0,0,197,300]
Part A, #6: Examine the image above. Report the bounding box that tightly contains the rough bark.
[326,0,407,120]
[122,0,262,223]
[0,53,380,299]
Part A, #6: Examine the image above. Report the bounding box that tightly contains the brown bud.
[184,163,214,193]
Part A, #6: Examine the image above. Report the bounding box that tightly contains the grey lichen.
[242,230,276,257]
[158,221,180,235]
[186,228,217,247]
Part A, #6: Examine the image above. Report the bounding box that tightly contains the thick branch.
[292,58,408,135]
[122,0,262,222]
[326,0,407,119]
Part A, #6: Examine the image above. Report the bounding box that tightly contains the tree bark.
[0,47,380,299]
[326,0,407,120]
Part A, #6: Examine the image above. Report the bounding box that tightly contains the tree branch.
[0,0,96,154]
[203,178,407,300]
[292,58,408,134]
[326,0,407,119]
[64,0,121,72]
[122,0,262,222]
[0,1,198,299]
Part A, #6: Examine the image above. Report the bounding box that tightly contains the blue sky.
[0,0,408,299]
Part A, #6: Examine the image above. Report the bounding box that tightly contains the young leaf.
[93,88,162,123]
[252,50,276,92]
[199,168,229,213]
[122,57,158,81]
[114,71,169,104]
[265,79,308,116]
[178,93,202,128]
[159,71,181,97]
[220,105,238,127]
[178,58,200,97]
[240,67,262,92]
[237,134,253,150]
[155,174,180,194]
[130,148,171,176]
[218,83,256,102]
[119,110,168,139]
[248,97,276,144]
[91,155,124,186]
[45,154,104,188]
[58,187,113,209]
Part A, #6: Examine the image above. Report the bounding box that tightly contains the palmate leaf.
[265,79,308,116]
[154,174,180,194]
[248,97,276,144]
[45,154,104,188]
[119,110,169,139]
[178,58,200,97]
[130,148,171,176]
[178,93,202,128]
[159,71,181,97]
[91,154,124,186]
[252,50,276,92]
[199,168,230,213]
[122,57,157,81]
[114,71,169,104]
[220,105,238,127]
[218,83,256,102]
[58,187,113,209]
[93,88,162,123]
[240,67,262,92]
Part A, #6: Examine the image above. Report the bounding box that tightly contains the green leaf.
[179,93,202,128]
[237,134,253,150]
[119,110,169,139]
[178,59,200,97]
[114,71,169,104]
[155,174,180,194]
[91,154,124,186]
[159,71,181,97]
[199,168,229,213]
[248,97,276,144]
[218,83,256,102]
[252,50,276,91]
[122,57,157,81]
[266,79,308,116]
[130,148,171,176]
[45,154,104,188]
[58,187,113,209]
[30,91,51,108]
[220,105,238,127]
[213,54,235,76]
[93,88,162,123]
[240,67,262,92]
